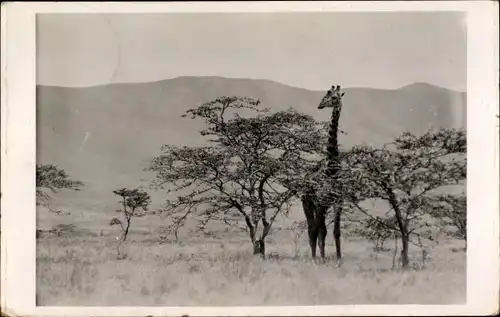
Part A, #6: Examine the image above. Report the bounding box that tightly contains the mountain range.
[36,76,466,207]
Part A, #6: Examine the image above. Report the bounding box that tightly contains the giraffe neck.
[325,106,341,178]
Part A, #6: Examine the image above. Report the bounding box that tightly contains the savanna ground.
[36,204,466,306]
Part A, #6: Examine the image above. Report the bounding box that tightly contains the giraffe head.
[318,85,345,109]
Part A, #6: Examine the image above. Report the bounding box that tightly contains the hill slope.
[36,76,466,207]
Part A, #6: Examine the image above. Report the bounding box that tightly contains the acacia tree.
[344,128,466,268]
[36,164,83,214]
[147,96,326,256]
[110,188,151,242]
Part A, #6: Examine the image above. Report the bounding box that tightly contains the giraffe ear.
[341,92,345,97]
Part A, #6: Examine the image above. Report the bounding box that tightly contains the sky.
[36,12,467,91]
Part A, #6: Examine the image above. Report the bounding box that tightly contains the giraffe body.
[301,85,345,261]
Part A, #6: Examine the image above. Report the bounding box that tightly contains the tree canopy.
[342,128,466,267]
[147,96,328,255]
[36,164,84,214]
[110,188,151,245]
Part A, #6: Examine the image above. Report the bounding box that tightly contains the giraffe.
[301,85,345,262]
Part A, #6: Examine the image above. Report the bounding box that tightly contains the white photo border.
[1,1,499,316]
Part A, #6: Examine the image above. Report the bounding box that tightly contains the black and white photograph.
[1,2,499,316]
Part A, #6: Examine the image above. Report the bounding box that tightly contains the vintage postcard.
[1,1,499,316]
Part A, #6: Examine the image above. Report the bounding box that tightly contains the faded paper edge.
[1,1,499,316]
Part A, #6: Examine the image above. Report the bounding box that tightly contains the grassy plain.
[36,208,466,306]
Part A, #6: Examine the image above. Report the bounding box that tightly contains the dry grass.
[36,222,466,306]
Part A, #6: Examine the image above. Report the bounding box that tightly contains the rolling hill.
[36,76,466,209]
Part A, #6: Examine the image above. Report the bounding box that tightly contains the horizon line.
[36,75,466,94]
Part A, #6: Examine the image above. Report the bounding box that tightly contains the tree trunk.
[254,217,272,258]
[123,218,131,242]
[401,233,410,269]
[246,217,265,257]
[245,215,255,240]
[392,233,399,269]
[385,185,409,269]
[253,239,265,257]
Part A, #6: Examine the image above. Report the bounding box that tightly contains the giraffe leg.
[308,225,318,259]
[333,207,342,267]
[317,223,327,260]
[303,196,318,259]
